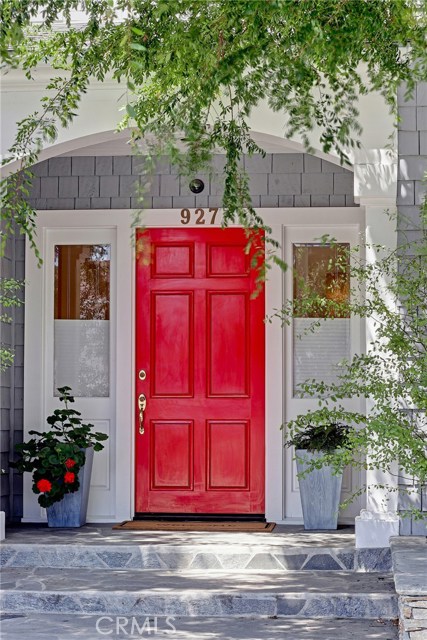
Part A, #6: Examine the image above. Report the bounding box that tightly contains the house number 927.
[180,208,219,225]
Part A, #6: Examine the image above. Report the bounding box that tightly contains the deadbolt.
[139,369,146,381]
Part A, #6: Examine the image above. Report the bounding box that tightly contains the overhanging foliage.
[1,0,427,263]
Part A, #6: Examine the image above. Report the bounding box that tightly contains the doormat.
[113,521,276,532]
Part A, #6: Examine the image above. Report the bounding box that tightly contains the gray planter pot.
[296,449,343,530]
[46,447,94,528]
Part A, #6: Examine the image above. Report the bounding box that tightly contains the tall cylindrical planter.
[296,450,343,530]
[46,447,94,528]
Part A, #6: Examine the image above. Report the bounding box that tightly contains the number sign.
[180,208,219,225]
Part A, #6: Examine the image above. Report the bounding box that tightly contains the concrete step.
[0,567,398,619]
[0,542,392,572]
[0,613,399,639]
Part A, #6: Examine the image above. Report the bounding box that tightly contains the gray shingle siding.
[397,81,427,535]
[28,153,355,211]
[0,229,24,522]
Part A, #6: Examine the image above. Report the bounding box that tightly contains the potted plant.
[12,386,108,527]
[285,423,350,530]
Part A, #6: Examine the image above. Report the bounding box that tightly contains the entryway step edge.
[0,613,399,639]
[0,543,391,572]
[0,567,398,619]
[0,590,398,619]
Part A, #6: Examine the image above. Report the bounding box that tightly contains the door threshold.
[133,513,266,523]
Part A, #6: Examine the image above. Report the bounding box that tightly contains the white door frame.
[23,207,365,523]
[282,225,364,523]
[23,211,134,523]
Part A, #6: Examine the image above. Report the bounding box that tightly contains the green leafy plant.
[284,423,350,453]
[12,386,108,508]
[0,277,24,372]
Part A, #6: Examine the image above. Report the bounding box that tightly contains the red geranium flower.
[65,458,76,469]
[36,479,52,493]
[64,471,75,484]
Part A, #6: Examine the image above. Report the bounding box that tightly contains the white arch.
[1,126,353,178]
[1,66,395,176]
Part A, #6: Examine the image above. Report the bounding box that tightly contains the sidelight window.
[53,244,110,397]
[292,242,350,396]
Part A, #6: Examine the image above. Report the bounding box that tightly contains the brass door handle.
[138,393,147,435]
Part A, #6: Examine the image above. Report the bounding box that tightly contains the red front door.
[135,228,265,515]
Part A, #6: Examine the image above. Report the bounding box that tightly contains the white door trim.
[23,207,364,523]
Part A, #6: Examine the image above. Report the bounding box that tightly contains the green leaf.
[130,43,146,52]
[126,104,136,119]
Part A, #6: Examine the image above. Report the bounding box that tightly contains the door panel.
[207,244,249,277]
[207,421,250,489]
[151,292,194,397]
[150,421,194,489]
[152,243,194,278]
[207,292,249,396]
[135,228,265,515]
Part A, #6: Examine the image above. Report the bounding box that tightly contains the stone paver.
[391,537,427,595]
[0,567,397,618]
[0,614,399,640]
[1,567,396,594]
[3,523,355,546]
[0,542,392,572]
[390,537,427,640]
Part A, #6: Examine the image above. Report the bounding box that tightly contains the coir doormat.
[113,521,276,532]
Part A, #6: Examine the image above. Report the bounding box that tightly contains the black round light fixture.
[189,178,205,194]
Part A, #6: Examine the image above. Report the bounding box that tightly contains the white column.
[265,223,286,523]
[354,149,400,546]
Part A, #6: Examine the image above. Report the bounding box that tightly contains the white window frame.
[283,225,364,523]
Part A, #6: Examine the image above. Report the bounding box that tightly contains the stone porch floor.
[3,523,356,546]
[2,523,394,573]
